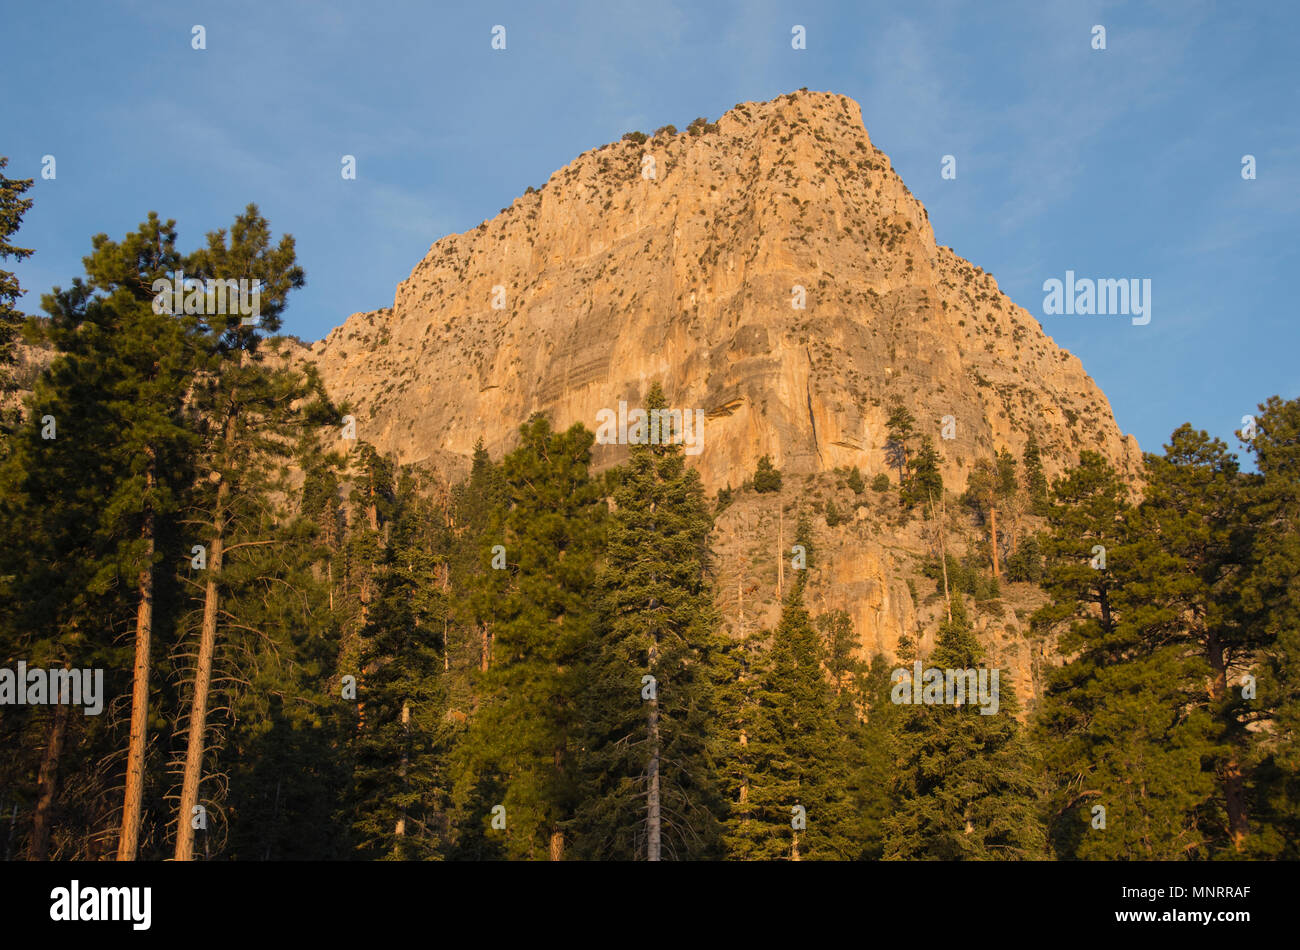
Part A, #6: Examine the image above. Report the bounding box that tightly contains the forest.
[1,166,1297,862]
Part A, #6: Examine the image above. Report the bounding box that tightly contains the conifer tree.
[857,653,902,859]
[171,206,309,861]
[0,155,34,435]
[1032,445,1230,859]
[351,469,453,859]
[571,383,727,859]
[456,416,604,859]
[1126,426,1258,852]
[885,402,916,485]
[21,214,201,859]
[900,435,943,508]
[1022,433,1049,515]
[885,597,1044,859]
[725,586,855,859]
[1242,396,1300,856]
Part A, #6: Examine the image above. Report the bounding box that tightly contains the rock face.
[308,89,1141,493]
[304,89,1144,707]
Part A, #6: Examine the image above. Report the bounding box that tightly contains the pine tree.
[24,214,201,859]
[351,469,453,859]
[1032,445,1229,859]
[0,155,35,436]
[857,653,902,858]
[885,597,1044,859]
[1242,396,1300,856]
[725,586,855,859]
[171,206,309,861]
[900,435,943,508]
[1127,426,1259,853]
[571,383,727,859]
[753,454,782,493]
[1022,433,1049,515]
[885,402,916,485]
[455,416,604,860]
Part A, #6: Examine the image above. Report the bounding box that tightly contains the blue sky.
[5,0,1297,462]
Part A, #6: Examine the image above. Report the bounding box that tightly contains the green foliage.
[846,465,865,494]
[871,472,891,492]
[724,588,857,859]
[1004,533,1045,583]
[752,454,782,493]
[455,415,605,860]
[0,155,34,427]
[570,382,728,859]
[900,436,943,508]
[884,402,916,483]
[923,553,1000,600]
[885,598,1045,859]
[1022,433,1049,514]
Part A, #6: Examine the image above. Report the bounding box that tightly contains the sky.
[4,0,1297,463]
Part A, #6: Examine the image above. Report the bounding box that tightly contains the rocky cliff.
[303,89,1144,706]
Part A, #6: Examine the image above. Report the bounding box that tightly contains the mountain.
[300,89,1145,705]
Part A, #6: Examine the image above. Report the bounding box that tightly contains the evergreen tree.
[350,469,453,859]
[857,653,902,858]
[1022,433,1049,515]
[170,206,310,860]
[884,402,916,485]
[725,586,855,859]
[21,214,201,859]
[1243,396,1300,856]
[900,435,943,508]
[753,454,782,493]
[0,155,34,436]
[885,597,1044,859]
[455,416,604,860]
[571,383,727,860]
[1032,443,1237,859]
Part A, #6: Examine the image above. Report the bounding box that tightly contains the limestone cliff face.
[308,89,1141,492]
[304,89,1142,707]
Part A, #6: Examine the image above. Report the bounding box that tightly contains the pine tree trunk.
[989,505,1000,578]
[646,642,661,862]
[175,472,227,861]
[29,701,69,860]
[1206,631,1249,849]
[777,505,784,597]
[931,493,952,623]
[175,382,239,862]
[118,458,156,861]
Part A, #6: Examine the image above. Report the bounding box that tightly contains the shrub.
[654,124,678,137]
[847,466,865,494]
[716,484,734,513]
[825,498,845,527]
[871,473,891,492]
[622,131,648,145]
